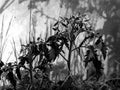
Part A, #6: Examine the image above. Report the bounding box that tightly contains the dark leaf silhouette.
[32,44,39,55]
[0,60,4,68]
[95,35,102,45]
[19,59,25,66]
[8,62,12,66]
[52,27,59,31]
[46,35,56,43]
[19,56,29,65]
[54,21,59,26]
[16,67,21,80]
[89,32,95,39]
[84,47,94,67]
[93,59,103,80]
[59,36,69,49]
[37,59,48,72]
[6,88,13,90]
[84,45,103,80]
[39,43,46,51]
[61,22,68,28]
[7,71,16,89]
[0,69,3,79]
[95,35,107,60]
[48,42,60,61]
[101,42,107,60]
[48,49,56,61]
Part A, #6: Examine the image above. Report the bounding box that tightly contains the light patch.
[95,17,106,30]
[102,11,107,18]
[0,0,68,63]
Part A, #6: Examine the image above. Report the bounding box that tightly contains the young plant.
[51,13,107,80]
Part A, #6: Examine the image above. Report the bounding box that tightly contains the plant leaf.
[101,42,107,60]
[0,61,4,68]
[95,36,102,45]
[54,21,59,26]
[84,49,94,67]
[61,22,68,28]
[7,71,16,89]
[52,27,59,31]
[0,70,3,79]
[19,56,28,65]
[46,35,56,42]
[16,67,21,80]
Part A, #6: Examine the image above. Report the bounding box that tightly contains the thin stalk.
[27,0,34,89]
[29,0,32,43]
[67,40,73,74]
[12,38,18,63]
[0,15,4,60]
[29,60,33,83]
[72,36,89,51]
[2,17,13,55]
[0,15,12,61]
[59,53,68,62]
[5,51,13,63]
[45,19,49,41]
[5,16,13,37]
[50,22,52,36]
[28,58,33,90]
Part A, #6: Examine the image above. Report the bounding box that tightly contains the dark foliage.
[7,71,16,89]
[101,42,107,60]
[15,67,21,80]
[0,69,3,79]
[0,60,4,68]
[6,88,14,90]
[18,56,29,65]
[105,79,120,89]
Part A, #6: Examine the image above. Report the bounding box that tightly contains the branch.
[0,0,15,14]
[72,46,87,51]
[72,36,89,51]
[36,8,57,21]
[72,41,85,63]
[12,38,18,62]
[0,16,13,60]
[59,53,68,62]
[5,51,13,63]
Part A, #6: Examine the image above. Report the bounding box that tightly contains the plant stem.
[60,53,68,62]
[72,36,89,51]
[28,59,33,90]
[67,41,72,74]
[29,62,33,83]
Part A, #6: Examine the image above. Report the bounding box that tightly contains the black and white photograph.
[0,0,120,90]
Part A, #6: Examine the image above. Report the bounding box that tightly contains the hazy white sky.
[0,0,106,63]
[0,0,67,63]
